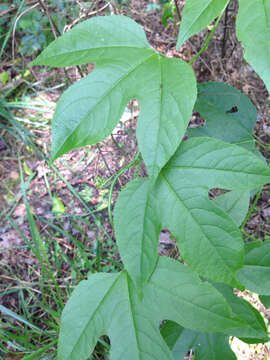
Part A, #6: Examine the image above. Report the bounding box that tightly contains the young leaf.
[213,190,250,227]
[189,82,259,155]
[176,0,229,48]
[58,257,245,360]
[237,243,270,295]
[237,0,270,93]
[32,15,196,178]
[161,321,236,360]
[114,178,160,285]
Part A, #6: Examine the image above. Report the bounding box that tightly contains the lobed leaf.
[58,257,245,360]
[237,0,270,93]
[116,137,270,287]
[177,0,229,48]
[32,15,196,179]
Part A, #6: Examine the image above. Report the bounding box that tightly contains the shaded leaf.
[32,15,196,179]
[177,0,229,48]
[214,283,269,343]
[259,295,270,309]
[189,82,259,155]
[161,321,236,360]
[236,0,270,93]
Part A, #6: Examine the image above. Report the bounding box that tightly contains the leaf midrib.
[54,52,157,159]
[126,275,142,360]
[149,281,237,327]
[37,46,154,64]
[68,274,121,359]
[168,165,268,176]
[161,173,234,280]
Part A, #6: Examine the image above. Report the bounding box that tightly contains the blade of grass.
[18,153,65,309]
[21,339,57,360]
[0,305,43,333]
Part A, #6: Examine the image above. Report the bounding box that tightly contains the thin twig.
[173,0,181,22]
[108,152,141,228]
[96,144,113,176]
[38,0,60,38]
[221,4,229,59]
[12,3,40,60]
[38,0,85,79]
[189,11,223,65]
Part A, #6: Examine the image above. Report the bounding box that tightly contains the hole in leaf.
[158,229,179,259]
[208,188,229,200]
[188,111,205,129]
[225,105,238,114]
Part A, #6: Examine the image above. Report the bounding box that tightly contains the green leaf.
[163,137,270,190]
[189,82,259,155]
[236,0,270,93]
[176,0,229,48]
[0,71,8,84]
[52,195,65,213]
[213,190,250,227]
[32,16,196,179]
[58,257,245,360]
[214,283,269,343]
[0,305,43,334]
[161,321,236,360]
[115,137,270,287]
[162,3,175,27]
[114,178,160,285]
[237,243,270,295]
[259,295,270,309]
[155,137,270,286]
[31,16,150,66]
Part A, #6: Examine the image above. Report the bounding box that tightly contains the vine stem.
[108,152,141,228]
[189,11,223,65]
[173,0,181,22]
[241,229,263,243]
[240,188,263,231]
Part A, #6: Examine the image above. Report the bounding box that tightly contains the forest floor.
[1,0,270,359]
